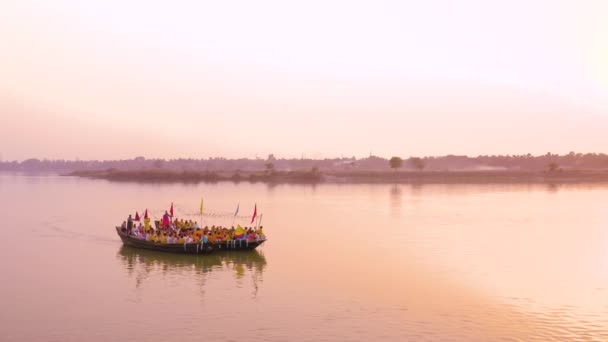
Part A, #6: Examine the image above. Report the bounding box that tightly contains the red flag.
[134,211,140,221]
[250,204,257,224]
[144,209,148,219]
[170,203,174,217]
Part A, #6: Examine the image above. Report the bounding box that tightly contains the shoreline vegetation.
[6,152,608,184]
[66,168,608,184]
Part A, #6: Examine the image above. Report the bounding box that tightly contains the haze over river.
[1,173,608,341]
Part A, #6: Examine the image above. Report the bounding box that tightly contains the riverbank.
[67,169,323,183]
[66,168,608,184]
[327,169,608,183]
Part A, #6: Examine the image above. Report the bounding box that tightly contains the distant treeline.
[2,152,608,173]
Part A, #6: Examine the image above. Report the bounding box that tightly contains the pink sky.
[1,0,607,161]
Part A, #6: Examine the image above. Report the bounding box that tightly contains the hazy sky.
[2,0,608,161]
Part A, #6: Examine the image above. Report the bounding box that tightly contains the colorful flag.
[250,203,257,224]
[200,198,204,215]
[234,203,240,217]
[235,224,245,236]
[170,202,174,217]
[144,209,148,219]
[134,211,140,221]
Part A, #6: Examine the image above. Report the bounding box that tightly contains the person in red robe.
[162,211,170,228]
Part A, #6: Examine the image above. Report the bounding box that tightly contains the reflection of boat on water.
[117,245,267,272]
[117,246,267,295]
[116,227,266,254]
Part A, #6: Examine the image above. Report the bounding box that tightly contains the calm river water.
[1,174,608,341]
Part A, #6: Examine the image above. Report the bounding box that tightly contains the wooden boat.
[115,227,266,255]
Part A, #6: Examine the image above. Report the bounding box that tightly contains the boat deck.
[116,227,266,254]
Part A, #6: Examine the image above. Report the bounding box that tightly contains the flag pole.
[199,198,204,227]
[232,203,239,227]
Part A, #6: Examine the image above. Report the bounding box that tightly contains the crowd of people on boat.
[119,211,265,245]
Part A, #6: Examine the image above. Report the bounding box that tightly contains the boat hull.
[116,227,265,254]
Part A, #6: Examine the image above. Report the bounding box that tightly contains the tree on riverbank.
[547,162,559,172]
[389,157,403,170]
[264,162,276,176]
[409,157,425,171]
